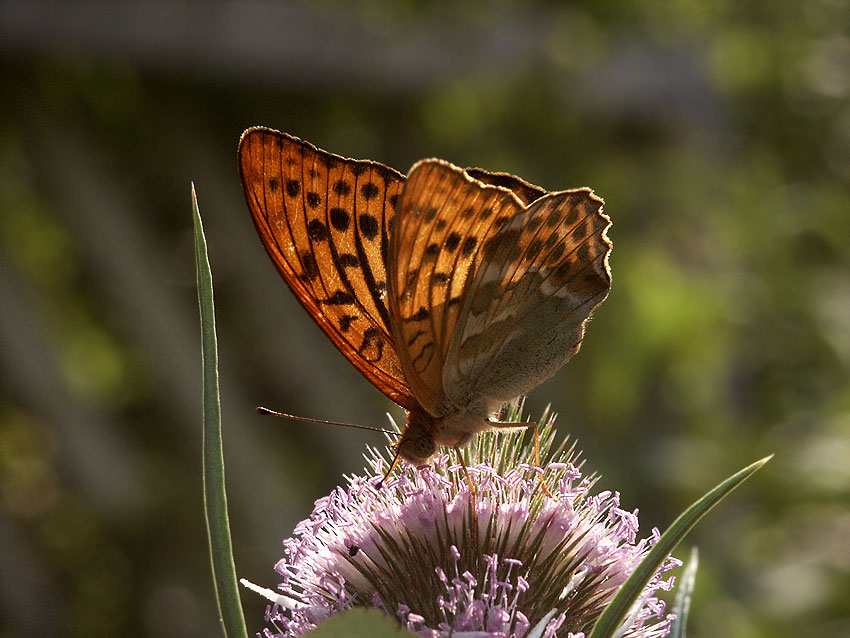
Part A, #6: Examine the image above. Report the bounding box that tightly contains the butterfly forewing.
[444,189,611,406]
[238,128,416,409]
[388,161,527,416]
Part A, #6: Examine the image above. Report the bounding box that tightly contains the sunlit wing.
[238,127,417,409]
[387,160,529,417]
[444,188,612,406]
[465,168,548,206]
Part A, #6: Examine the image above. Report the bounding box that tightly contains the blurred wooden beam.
[0,0,551,92]
[0,0,723,130]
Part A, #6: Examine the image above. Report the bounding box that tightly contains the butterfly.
[238,127,612,469]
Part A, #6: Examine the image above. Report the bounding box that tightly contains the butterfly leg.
[528,420,556,500]
[453,444,477,513]
[486,420,555,500]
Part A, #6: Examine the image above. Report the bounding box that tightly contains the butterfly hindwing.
[444,188,612,406]
[238,127,417,409]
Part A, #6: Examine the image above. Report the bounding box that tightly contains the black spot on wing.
[339,314,358,333]
[358,327,385,362]
[406,306,430,321]
[461,237,477,257]
[338,253,359,267]
[359,214,379,241]
[324,291,355,305]
[549,243,566,262]
[361,182,380,200]
[333,180,352,196]
[572,221,587,240]
[493,215,512,229]
[306,192,322,208]
[307,219,329,241]
[445,232,461,251]
[330,207,350,232]
[301,253,319,281]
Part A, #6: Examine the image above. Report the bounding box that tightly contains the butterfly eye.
[412,436,436,461]
[399,435,436,463]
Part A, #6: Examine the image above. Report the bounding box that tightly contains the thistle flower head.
[256,405,679,637]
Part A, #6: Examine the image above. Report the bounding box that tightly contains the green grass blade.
[668,546,699,638]
[589,455,772,638]
[194,184,248,638]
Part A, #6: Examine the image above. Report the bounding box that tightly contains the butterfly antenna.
[255,406,399,436]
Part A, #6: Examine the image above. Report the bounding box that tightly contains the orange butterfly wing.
[238,127,417,410]
[387,160,527,417]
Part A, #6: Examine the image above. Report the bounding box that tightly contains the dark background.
[1,2,849,637]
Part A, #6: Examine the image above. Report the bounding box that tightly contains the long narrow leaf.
[194,184,249,638]
[589,455,772,638]
[669,546,699,638]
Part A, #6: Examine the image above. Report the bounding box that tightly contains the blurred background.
[1,1,849,636]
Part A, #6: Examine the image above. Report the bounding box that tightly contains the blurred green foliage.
[1,1,848,637]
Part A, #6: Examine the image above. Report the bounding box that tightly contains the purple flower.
[248,408,679,637]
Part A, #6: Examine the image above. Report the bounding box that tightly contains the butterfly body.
[397,402,500,463]
[238,128,612,465]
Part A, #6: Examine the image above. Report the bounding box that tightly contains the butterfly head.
[395,433,437,464]
[395,408,439,464]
